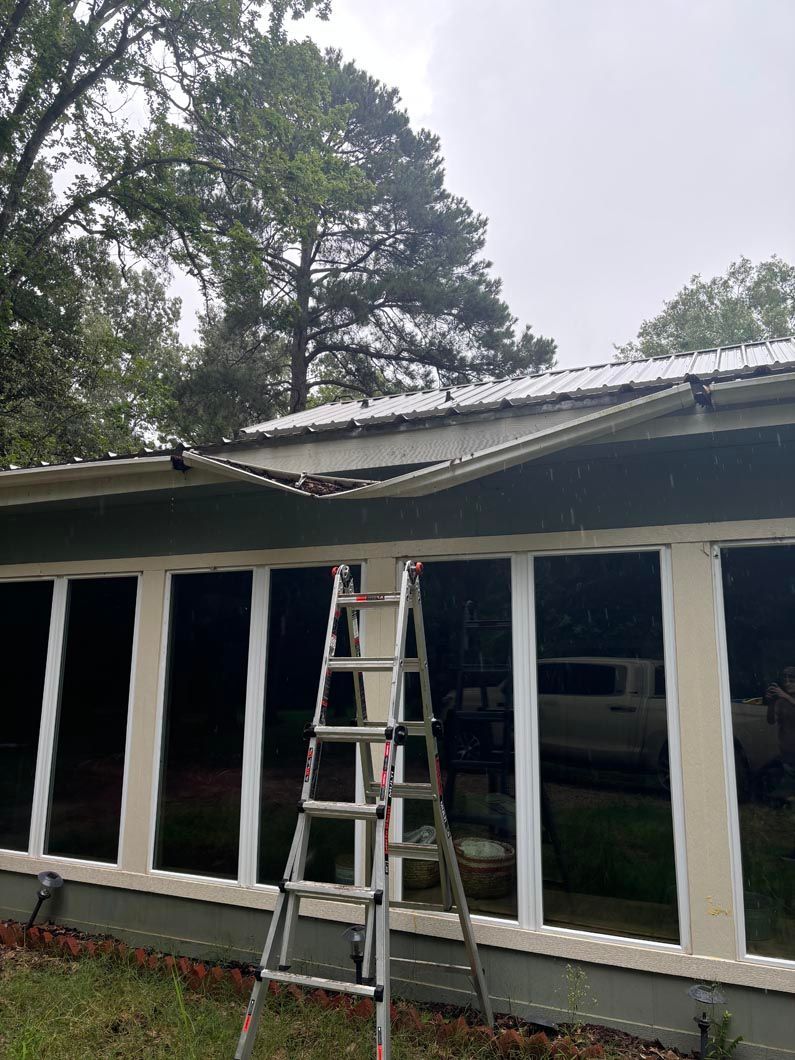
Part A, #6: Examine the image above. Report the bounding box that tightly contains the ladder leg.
[411,575,494,1027]
[234,891,290,1059]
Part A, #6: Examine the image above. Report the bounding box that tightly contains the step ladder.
[234,560,494,1060]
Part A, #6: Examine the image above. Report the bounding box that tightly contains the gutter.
[325,384,696,500]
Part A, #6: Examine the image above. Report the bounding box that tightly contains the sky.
[175,0,795,370]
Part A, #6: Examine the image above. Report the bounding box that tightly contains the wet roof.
[238,337,795,441]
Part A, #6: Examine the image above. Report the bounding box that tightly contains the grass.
[0,948,491,1060]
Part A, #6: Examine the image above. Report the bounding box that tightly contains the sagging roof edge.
[2,371,792,504]
[323,383,697,500]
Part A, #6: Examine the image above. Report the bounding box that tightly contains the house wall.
[2,429,795,1055]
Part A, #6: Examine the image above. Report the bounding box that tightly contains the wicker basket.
[454,837,515,899]
[402,825,441,890]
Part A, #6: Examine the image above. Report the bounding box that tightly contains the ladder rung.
[389,842,439,861]
[368,781,434,800]
[327,657,420,672]
[313,725,390,743]
[302,800,383,821]
[336,593,405,608]
[391,957,471,975]
[257,968,378,999]
[282,880,380,903]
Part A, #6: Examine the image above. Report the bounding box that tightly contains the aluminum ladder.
[234,560,494,1060]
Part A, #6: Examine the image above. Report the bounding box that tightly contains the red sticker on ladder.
[243,1014,251,1032]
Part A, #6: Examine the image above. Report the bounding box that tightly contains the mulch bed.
[0,919,691,1058]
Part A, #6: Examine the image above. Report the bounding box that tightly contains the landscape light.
[687,983,726,1059]
[343,924,366,984]
[26,870,64,930]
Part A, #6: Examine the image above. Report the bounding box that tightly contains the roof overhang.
[3,370,794,508]
[326,382,696,499]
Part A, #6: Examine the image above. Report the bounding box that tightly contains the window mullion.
[659,546,692,951]
[239,567,271,888]
[28,577,68,857]
[511,553,537,929]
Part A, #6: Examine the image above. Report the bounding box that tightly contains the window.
[46,577,138,862]
[534,552,679,943]
[258,566,359,886]
[0,580,53,851]
[403,558,516,919]
[155,570,252,878]
[720,544,795,961]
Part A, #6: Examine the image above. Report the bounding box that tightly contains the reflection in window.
[46,577,138,861]
[534,552,679,943]
[722,545,795,960]
[258,566,359,885]
[155,571,251,878]
[403,559,516,919]
[0,581,53,851]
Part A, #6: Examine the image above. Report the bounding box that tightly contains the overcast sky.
[176,0,795,369]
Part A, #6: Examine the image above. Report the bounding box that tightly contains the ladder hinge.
[376,803,386,820]
[277,964,291,972]
[373,889,383,906]
[278,878,288,893]
[254,967,266,981]
[303,723,315,740]
[394,724,407,745]
[384,725,393,740]
[374,984,384,1002]
[297,800,305,813]
[431,717,443,738]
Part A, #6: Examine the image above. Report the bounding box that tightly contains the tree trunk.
[289,235,313,413]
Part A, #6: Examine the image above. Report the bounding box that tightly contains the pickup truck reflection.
[441,657,780,794]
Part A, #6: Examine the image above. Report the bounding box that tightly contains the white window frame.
[149,564,262,885]
[12,573,141,868]
[251,559,368,894]
[150,559,368,890]
[526,544,688,951]
[0,575,57,858]
[713,538,795,970]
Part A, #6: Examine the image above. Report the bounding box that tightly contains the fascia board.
[325,384,696,500]
[0,455,174,487]
[708,371,795,407]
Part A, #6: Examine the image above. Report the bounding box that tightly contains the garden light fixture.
[687,983,726,1059]
[343,924,366,984]
[26,869,64,930]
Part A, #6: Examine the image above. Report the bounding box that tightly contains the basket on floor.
[454,836,515,899]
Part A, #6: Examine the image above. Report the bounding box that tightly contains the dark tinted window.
[0,581,53,851]
[535,552,678,943]
[403,558,516,920]
[538,663,622,696]
[721,544,795,960]
[155,570,252,878]
[259,566,359,885]
[46,577,138,861]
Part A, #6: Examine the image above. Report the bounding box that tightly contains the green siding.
[2,432,795,565]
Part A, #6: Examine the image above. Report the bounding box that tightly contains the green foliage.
[616,256,795,359]
[179,45,555,433]
[709,1008,743,1059]
[0,0,322,462]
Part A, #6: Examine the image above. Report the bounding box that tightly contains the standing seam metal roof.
[237,338,795,440]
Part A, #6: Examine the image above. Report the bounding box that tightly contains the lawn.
[0,942,690,1060]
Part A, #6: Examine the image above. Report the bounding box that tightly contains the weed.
[563,963,595,1039]
[709,1010,743,1059]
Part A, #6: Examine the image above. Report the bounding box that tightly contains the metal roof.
[238,338,795,441]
